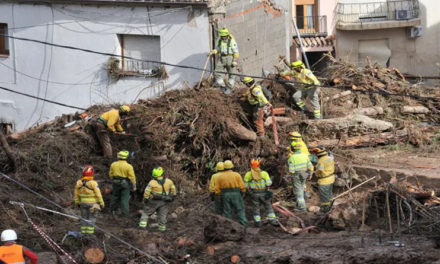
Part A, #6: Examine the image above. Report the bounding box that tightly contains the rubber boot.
[254,222,261,228]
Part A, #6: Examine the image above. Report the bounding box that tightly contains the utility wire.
[0,171,167,264]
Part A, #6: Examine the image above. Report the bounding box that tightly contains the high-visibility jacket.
[99,109,123,132]
[144,178,177,199]
[209,172,224,193]
[0,243,38,264]
[287,140,310,158]
[74,177,104,206]
[316,155,335,185]
[280,68,320,86]
[109,160,136,188]
[244,170,272,190]
[215,170,246,195]
[288,151,314,173]
[247,84,269,106]
[214,37,239,58]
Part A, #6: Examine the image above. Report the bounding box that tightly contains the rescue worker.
[91,105,130,157]
[0,229,38,264]
[287,132,313,199]
[209,28,239,94]
[312,146,335,213]
[74,165,104,235]
[109,150,136,216]
[287,143,314,212]
[243,77,272,138]
[280,61,322,119]
[139,167,177,232]
[215,160,248,227]
[244,158,279,227]
[209,162,225,215]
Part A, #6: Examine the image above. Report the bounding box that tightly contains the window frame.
[0,23,10,57]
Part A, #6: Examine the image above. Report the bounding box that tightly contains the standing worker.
[109,150,136,217]
[74,165,104,235]
[209,28,239,94]
[0,229,38,264]
[287,132,310,158]
[287,143,314,212]
[209,162,225,215]
[215,160,248,227]
[312,146,335,213]
[91,105,131,157]
[244,158,279,227]
[280,61,322,119]
[139,167,177,232]
[243,77,272,138]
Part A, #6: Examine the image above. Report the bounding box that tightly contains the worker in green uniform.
[209,162,225,215]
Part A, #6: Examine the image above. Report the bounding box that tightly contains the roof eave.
[1,0,210,6]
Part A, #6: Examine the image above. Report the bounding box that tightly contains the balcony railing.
[336,0,420,23]
[293,16,327,37]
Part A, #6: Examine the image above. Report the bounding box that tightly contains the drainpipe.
[292,18,310,69]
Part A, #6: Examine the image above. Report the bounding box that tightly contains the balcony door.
[295,0,319,34]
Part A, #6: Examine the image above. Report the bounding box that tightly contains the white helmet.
[1,229,17,242]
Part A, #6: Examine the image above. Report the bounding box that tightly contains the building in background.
[0,0,290,131]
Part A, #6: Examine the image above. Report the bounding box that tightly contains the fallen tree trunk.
[351,107,384,116]
[226,119,256,141]
[0,129,16,171]
[264,117,293,127]
[401,106,430,114]
[8,120,57,140]
[325,91,352,102]
[308,129,408,148]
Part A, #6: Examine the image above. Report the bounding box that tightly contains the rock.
[177,237,194,247]
[204,214,245,242]
[37,252,57,264]
[170,213,178,219]
[246,227,260,235]
[308,206,320,213]
[174,206,185,215]
[142,243,158,255]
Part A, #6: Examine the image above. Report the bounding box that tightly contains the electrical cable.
[2,32,439,101]
[0,171,167,264]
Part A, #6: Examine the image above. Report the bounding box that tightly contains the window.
[0,23,9,56]
[119,34,161,76]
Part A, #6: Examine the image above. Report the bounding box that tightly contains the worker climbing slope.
[244,158,279,227]
[209,28,239,94]
[0,229,38,264]
[313,146,335,213]
[243,77,272,138]
[215,160,248,226]
[91,105,130,157]
[109,150,136,217]
[139,167,177,232]
[280,61,322,119]
[209,162,225,215]
[74,165,104,235]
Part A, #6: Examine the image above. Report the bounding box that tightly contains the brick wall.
[214,0,289,77]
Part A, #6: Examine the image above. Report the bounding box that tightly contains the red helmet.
[250,158,261,169]
[82,165,94,177]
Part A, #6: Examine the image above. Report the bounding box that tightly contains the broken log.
[264,117,293,127]
[351,107,384,116]
[401,106,430,114]
[84,247,105,264]
[204,214,245,242]
[0,129,16,171]
[8,120,57,140]
[308,129,408,148]
[226,119,256,141]
[303,115,394,139]
[325,91,351,101]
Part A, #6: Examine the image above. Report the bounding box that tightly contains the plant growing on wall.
[107,57,122,83]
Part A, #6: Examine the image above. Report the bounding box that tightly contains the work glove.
[143,199,149,205]
[208,50,216,56]
[209,193,215,202]
[100,203,105,209]
[265,190,274,199]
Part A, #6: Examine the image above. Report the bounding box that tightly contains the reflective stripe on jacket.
[109,160,137,187]
[316,155,335,185]
[214,170,245,195]
[288,151,314,173]
[244,170,271,190]
[74,179,104,206]
[280,68,320,86]
[100,109,123,132]
[0,244,25,264]
[215,37,239,58]
[144,178,177,199]
[247,85,269,106]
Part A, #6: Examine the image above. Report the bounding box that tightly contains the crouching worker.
[244,158,279,227]
[0,230,38,264]
[312,146,335,213]
[74,165,104,235]
[139,167,177,232]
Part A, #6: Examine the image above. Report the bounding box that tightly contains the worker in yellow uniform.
[244,158,279,227]
[209,28,239,94]
[0,230,38,264]
[139,167,177,232]
[287,143,314,212]
[243,77,272,138]
[74,165,104,235]
[287,132,313,199]
[209,162,225,215]
[280,61,322,119]
[215,160,248,226]
[312,146,335,213]
[109,150,136,216]
[91,105,130,157]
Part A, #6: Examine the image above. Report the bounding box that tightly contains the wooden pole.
[386,189,393,234]
[196,55,211,91]
[334,176,376,200]
[0,128,16,171]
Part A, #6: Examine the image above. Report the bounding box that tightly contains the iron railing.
[336,0,420,23]
[293,16,328,37]
[122,59,161,76]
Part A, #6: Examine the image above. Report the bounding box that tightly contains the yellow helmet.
[243,77,254,84]
[152,166,164,177]
[219,28,229,37]
[120,105,130,114]
[216,162,225,171]
[224,160,234,169]
[291,142,302,150]
[117,150,129,160]
[289,132,302,140]
[291,60,305,69]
